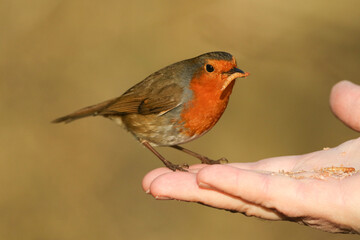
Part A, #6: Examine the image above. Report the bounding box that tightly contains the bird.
[53,51,249,171]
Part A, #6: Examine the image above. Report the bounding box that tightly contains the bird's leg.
[141,140,189,172]
[171,145,228,165]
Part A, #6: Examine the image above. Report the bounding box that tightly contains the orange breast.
[179,76,235,137]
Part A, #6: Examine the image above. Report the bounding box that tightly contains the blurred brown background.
[1,0,360,239]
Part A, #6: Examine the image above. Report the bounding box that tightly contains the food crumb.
[274,166,358,180]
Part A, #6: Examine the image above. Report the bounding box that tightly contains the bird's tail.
[52,98,115,123]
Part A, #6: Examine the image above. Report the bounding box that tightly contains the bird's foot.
[166,162,189,172]
[200,157,228,165]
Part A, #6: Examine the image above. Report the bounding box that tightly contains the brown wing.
[100,83,183,116]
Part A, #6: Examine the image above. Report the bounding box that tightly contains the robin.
[53,51,249,171]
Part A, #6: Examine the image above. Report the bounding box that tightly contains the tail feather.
[52,98,116,123]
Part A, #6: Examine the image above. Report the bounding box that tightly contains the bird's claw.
[167,162,189,172]
[201,157,228,165]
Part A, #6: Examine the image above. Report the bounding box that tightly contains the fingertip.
[142,164,208,193]
[330,80,353,114]
[142,167,173,192]
[330,80,360,131]
[148,171,198,200]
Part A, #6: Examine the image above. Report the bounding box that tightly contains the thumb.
[330,80,360,132]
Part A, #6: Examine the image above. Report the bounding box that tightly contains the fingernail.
[145,189,151,194]
[155,195,173,200]
[198,182,215,190]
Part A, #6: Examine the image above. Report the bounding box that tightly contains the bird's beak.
[221,68,250,91]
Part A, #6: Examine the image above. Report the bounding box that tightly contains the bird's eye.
[205,64,214,73]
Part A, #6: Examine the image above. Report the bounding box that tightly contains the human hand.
[142,80,360,234]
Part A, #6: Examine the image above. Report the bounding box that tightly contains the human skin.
[142,80,360,234]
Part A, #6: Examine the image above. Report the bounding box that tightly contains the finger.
[142,164,207,192]
[148,171,283,220]
[197,165,346,219]
[330,80,360,132]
